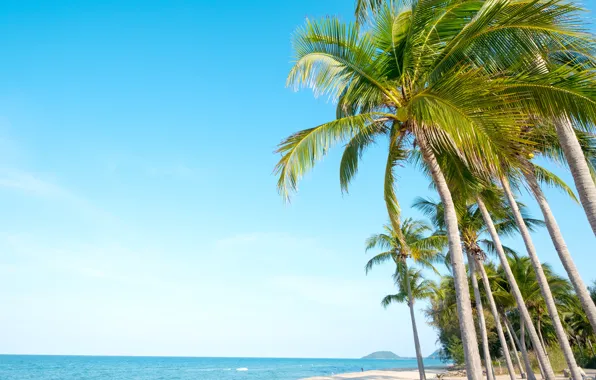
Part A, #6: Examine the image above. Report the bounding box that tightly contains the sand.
[303,368,596,380]
[303,368,449,380]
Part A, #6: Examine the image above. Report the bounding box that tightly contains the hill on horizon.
[426,349,442,359]
[361,351,402,360]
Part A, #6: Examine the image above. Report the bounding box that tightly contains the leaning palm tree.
[409,139,554,377]
[276,7,520,377]
[480,262,528,378]
[475,192,556,379]
[497,256,577,367]
[365,219,444,380]
[511,125,596,335]
[413,196,542,380]
[499,177,583,378]
[276,2,595,377]
[357,0,596,237]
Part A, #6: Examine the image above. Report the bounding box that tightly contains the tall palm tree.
[413,196,542,380]
[365,219,444,380]
[500,177,582,379]
[359,0,596,359]
[276,1,595,376]
[355,0,596,236]
[382,268,437,379]
[509,126,596,335]
[475,196,554,378]
[521,162,596,335]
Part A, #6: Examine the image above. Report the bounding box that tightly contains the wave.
[236,367,248,371]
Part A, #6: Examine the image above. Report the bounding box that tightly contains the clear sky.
[0,0,594,359]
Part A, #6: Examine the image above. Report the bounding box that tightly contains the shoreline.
[302,368,449,380]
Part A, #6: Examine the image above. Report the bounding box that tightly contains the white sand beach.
[303,368,448,380]
[304,368,596,380]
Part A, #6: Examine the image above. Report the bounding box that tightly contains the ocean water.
[0,355,447,379]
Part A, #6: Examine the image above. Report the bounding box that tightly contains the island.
[361,351,402,359]
[426,349,442,359]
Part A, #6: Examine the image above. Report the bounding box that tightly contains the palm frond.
[275,113,389,199]
[365,250,395,274]
[532,164,579,203]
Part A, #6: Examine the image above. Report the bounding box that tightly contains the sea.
[0,355,447,379]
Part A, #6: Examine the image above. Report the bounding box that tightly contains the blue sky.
[0,0,595,359]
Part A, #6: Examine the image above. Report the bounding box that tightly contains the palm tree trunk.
[523,168,596,334]
[467,252,495,380]
[518,319,539,379]
[536,319,548,359]
[417,131,483,379]
[502,313,527,379]
[525,321,547,379]
[404,260,427,380]
[476,197,555,379]
[501,176,582,380]
[474,260,516,380]
[555,116,596,236]
[588,338,595,357]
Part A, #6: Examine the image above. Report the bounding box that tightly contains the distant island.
[361,351,402,359]
[426,349,442,359]
[361,350,442,360]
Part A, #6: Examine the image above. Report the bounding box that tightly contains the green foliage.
[427,257,596,368]
[528,346,569,374]
[277,0,596,211]
[280,0,596,373]
[445,336,466,366]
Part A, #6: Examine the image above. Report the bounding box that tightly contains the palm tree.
[507,126,596,335]
[365,219,444,380]
[475,196,554,378]
[489,255,583,378]
[382,267,437,379]
[276,1,595,376]
[521,162,596,336]
[500,177,583,378]
[413,196,543,380]
[356,0,596,236]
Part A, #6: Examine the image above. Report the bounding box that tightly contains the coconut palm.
[359,0,596,356]
[418,67,593,380]
[507,126,596,336]
[520,162,596,336]
[475,196,555,378]
[495,255,577,369]
[356,0,596,237]
[502,256,573,345]
[382,268,437,379]
[409,140,554,377]
[365,218,444,380]
[276,1,596,376]
[413,196,543,380]
[500,177,583,378]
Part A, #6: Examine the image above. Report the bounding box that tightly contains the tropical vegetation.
[273,0,596,378]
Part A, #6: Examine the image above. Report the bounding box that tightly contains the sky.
[0,0,595,359]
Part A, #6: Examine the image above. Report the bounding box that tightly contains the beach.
[304,368,596,380]
[303,368,448,380]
